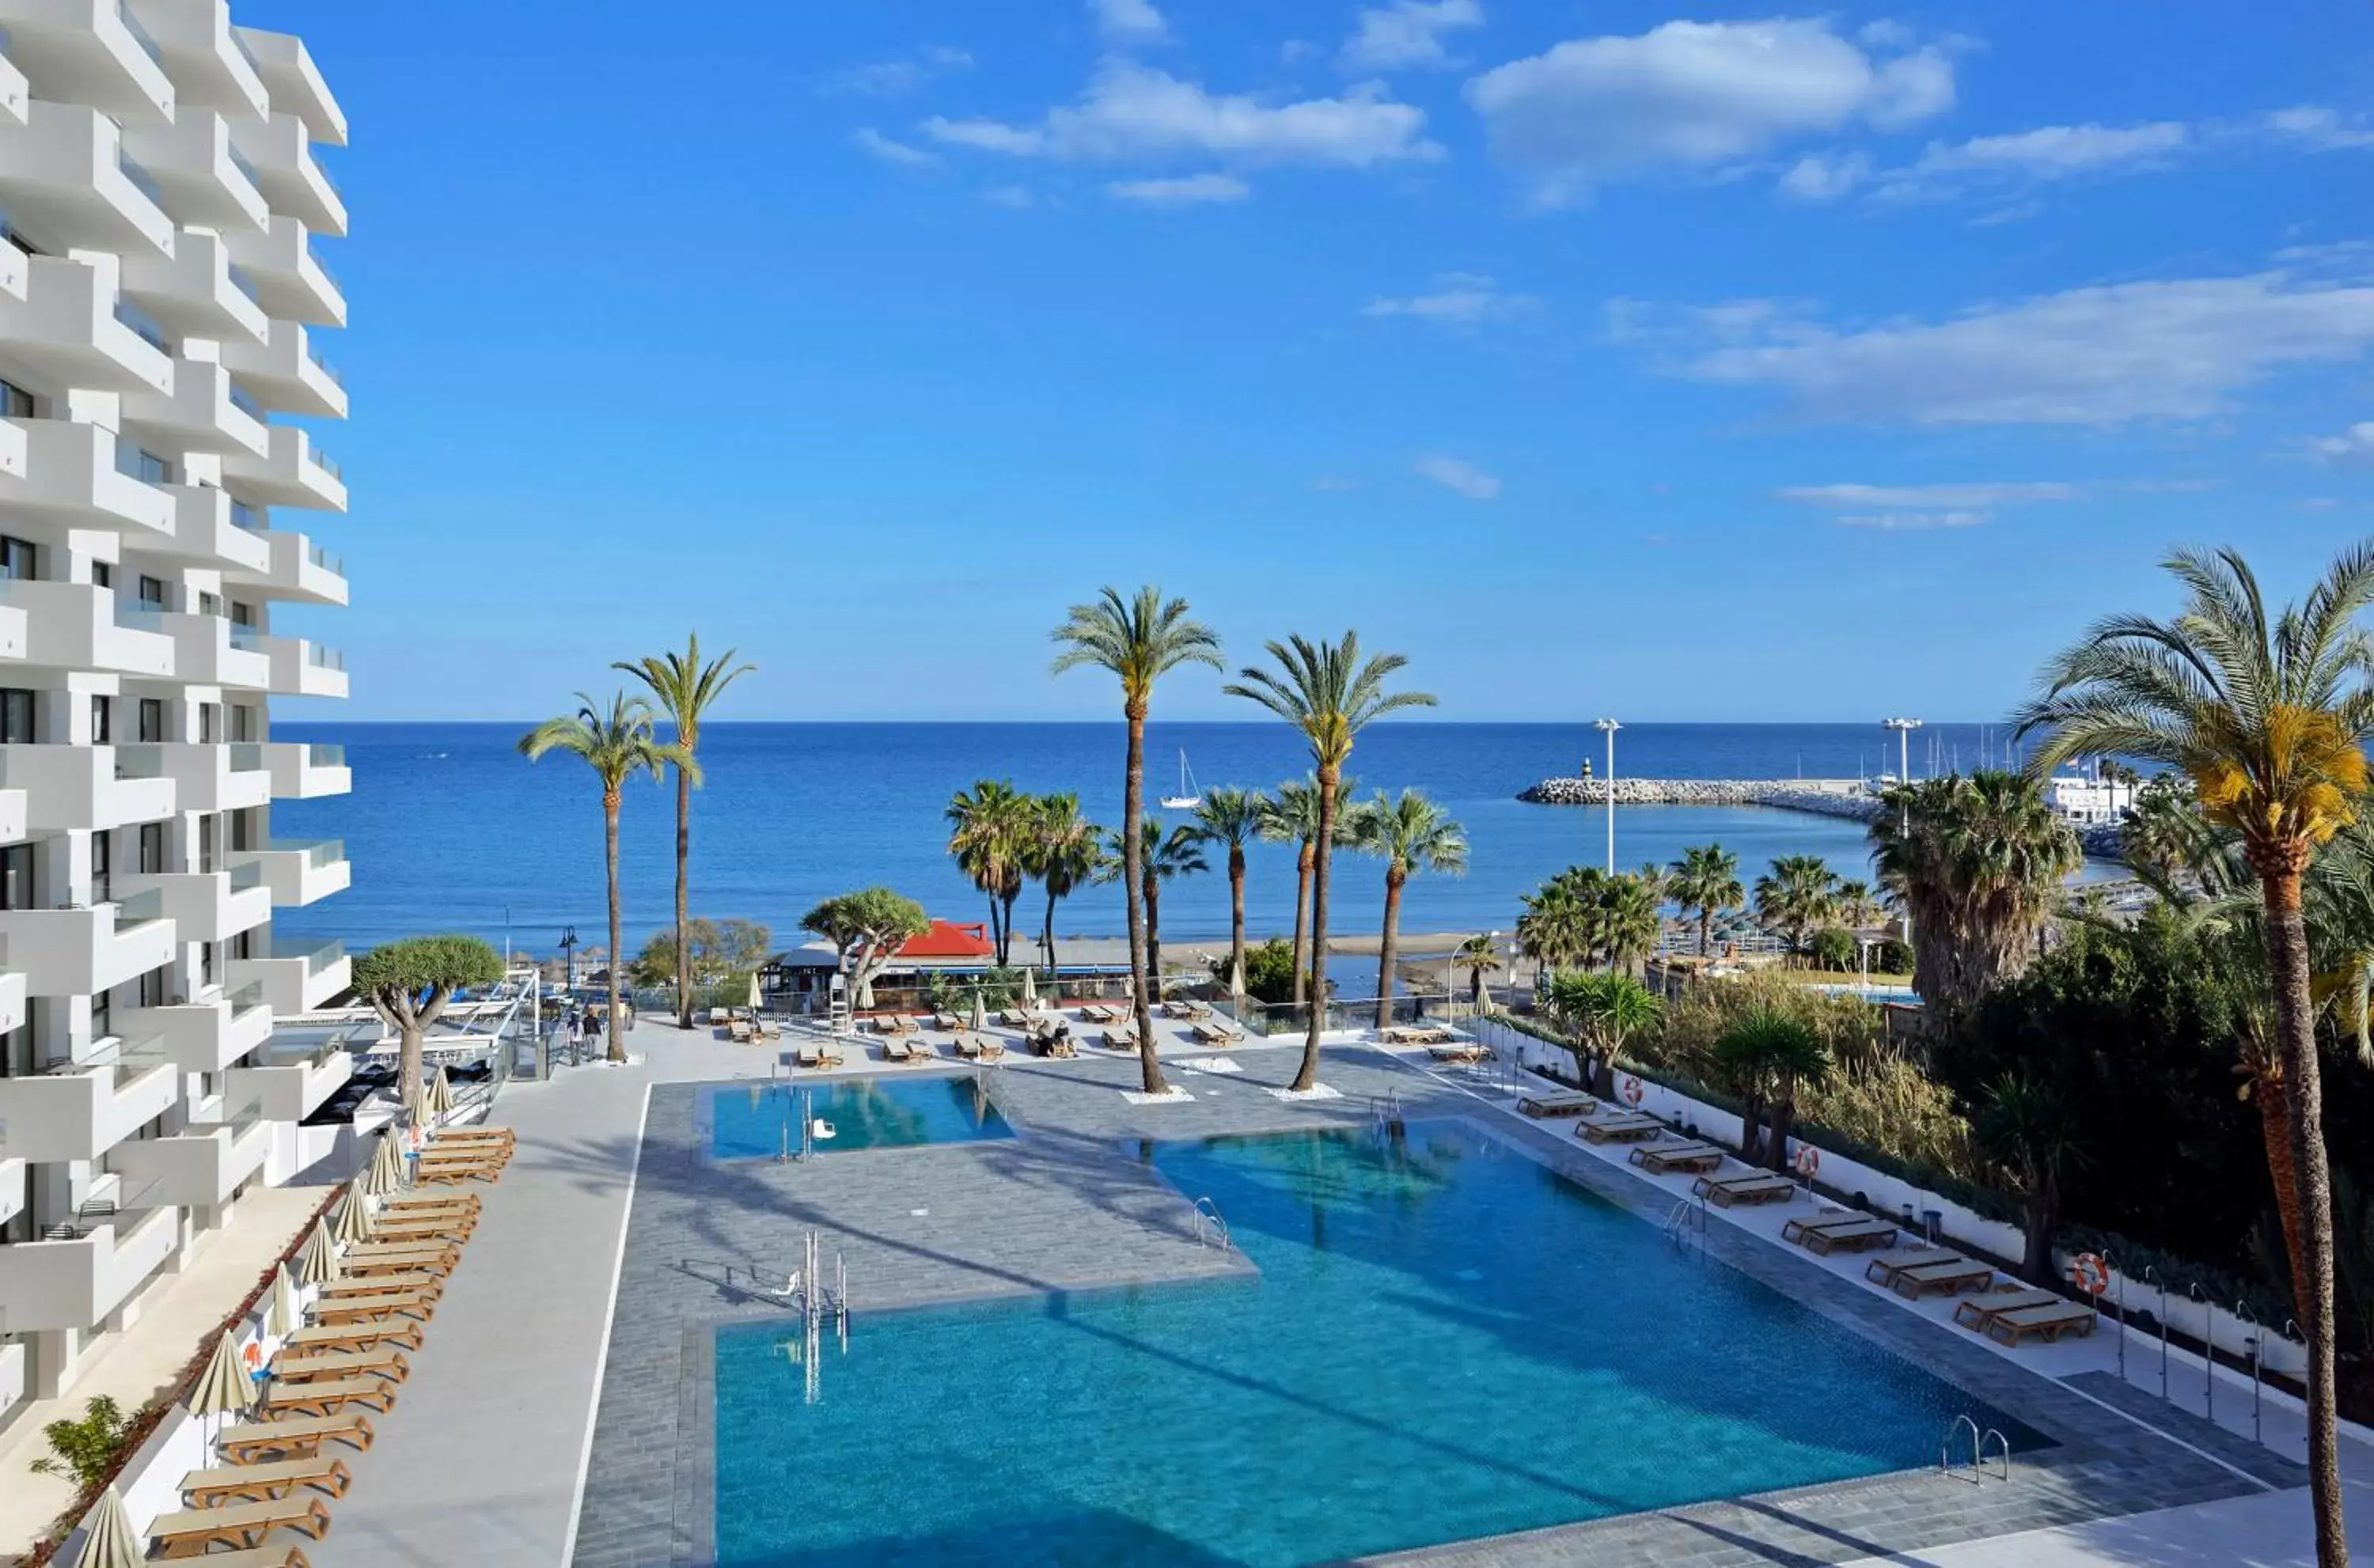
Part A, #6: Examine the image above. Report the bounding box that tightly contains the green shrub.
[1809,927,1857,972]
[1209,939,1299,1006]
[28,1396,130,1489]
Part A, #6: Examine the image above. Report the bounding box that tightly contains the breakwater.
[1516,776,2126,858]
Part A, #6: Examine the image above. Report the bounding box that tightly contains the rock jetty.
[1517,776,2128,857]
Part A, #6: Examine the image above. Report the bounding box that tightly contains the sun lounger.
[1079,1003,1121,1024]
[1781,1214,1900,1255]
[999,1008,1031,1028]
[1951,1288,2061,1332]
[381,1193,478,1214]
[272,1346,410,1384]
[880,1038,916,1062]
[431,1127,513,1146]
[1887,1259,1997,1299]
[312,1291,434,1324]
[415,1150,507,1172]
[374,1217,474,1246]
[1628,1140,1727,1175]
[164,1550,310,1568]
[149,1496,333,1556]
[709,1007,730,1026]
[419,1141,509,1163]
[1518,1090,1596,1118]
[263,1377,397,1418]
[794,1044,845,1070]
[317,1272,442,1301]
[1579,1114,1664,1144]
[872,1013,916,1036]
[931,1012,964,1032]
[1190,1020,1245,1046]
[341,1254,457,1281]
[286,1317,423,1354]
[1983,1301,2098,1346]
[1385,1025,1457,1046]
[729,1020,755,1043]
[1692,1171,1798,1206]
[183,1454,353,1506]
[1860,1248,1961,1286]
[1426,1042,1490,1063]
[343,1244,457,1271]
[216,1413,374,1464]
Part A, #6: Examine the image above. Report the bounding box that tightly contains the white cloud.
[2265,105,2374,150]
[854,127,938,167]
[1465,18,1953,204]
[923,62,1437,168]
[1342,0,1484,72]
[1090,0,1167,45]
[1777,150,1869,200]
[1414,455,1500,499]
[1108,172,1250,204]
[1834,510,1990,531]
[1653,267,2374,426]
[2301,420,2374,464]
[833,47,973,97]
[1871,121,2187,201]
[1776,482,2080,508]
[1363,271,1534,324]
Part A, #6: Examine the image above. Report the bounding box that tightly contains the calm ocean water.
[270,722,2042,956]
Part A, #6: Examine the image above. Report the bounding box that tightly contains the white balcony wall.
[227,835,346,906]
[0,418,176,536]
[0,0,173,122]
[0,100,173,253]
[119,228,269,343]
[224,1036,347,1120]
[0,1203,177,1334]
[150,737,269,812]
[125,0,268,122]
[0,742,176,830]
[258,738,346,797]
[159,482,271,573]
[221,213,339,327]
[229,25,339,145]
[221,320,342,417]
[119,108,267,230]
[117,865,270,941]
[2,579,175,674]
[0,1047,176,1162]
[123,359,271,456]
[105,1113,269,1210]
[123,987,271,1073]
[0,253,173,392]
[0,898,176,994]
[219,420,342,510]
[225,110,339,235]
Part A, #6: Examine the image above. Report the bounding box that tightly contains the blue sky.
[252,1,2373,724]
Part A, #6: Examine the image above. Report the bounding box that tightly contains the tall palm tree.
[1052,587,1222,1094]
[1227,634,1435,1088]
[1710,1006,1826,1168]
[1869,771,2080,1010]
[1025,792,1103,974]
[1597,872,1662,975]
[1450,933,1500,1012]
[1833,880,1883,929]
[1754,854,1838,959]
[1107,818,1207,990]
[1516,879,1591,980]
[1974,1071,2082,1286]
[2016,541,2374,1568]
[1259,775,1360,1006]
[614,636,753,1030]
[1185,787,1267,1009]
[519,693,687,1058]
[946,780,1033,963]
[1348,790,1468,1027]
[1668,843,1744,956]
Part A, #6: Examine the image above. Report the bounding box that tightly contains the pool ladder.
[1939,1413,2011,1484]
[1662,1195,1706,1253]
[1192,1196,1232,1252]
[1371,1089,1405,1142]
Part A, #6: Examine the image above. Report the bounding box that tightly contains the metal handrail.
[1191,1196,1230,1252]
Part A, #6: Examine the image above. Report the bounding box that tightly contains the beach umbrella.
[357,1133,394,1198]
[746,971,763,1011]
[71,1486,141,1568]
[1021,967,1037,1008]
[370,1129,407,1192]
[296,1218,341,1286]
[186,1328,253,1434]
[424,1066,454,1119]
[333,1180,377,1244]
[969,987,988,1033]
[266,1263,300,1339]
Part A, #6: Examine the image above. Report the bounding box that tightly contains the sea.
[268,722,2078,958]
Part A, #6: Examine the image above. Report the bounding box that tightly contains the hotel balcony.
[0,51,28,131]
[0,971,27,1037]
[0,742,175,831]
[1,579,174,675]
[121,107,267,231]
[141,738,268,813]
[106,1110,269,1211]
[222,422,343,511]
[0,419,176,538]
[252,528,344,606]
[0,1036,177,1163]
[158,483,269,574]
[222,321,343,418]
[260,739,347,798]
[158,607,270,687]
[0,0,174,123]
[244,629,346,697]
[124,862,271,941]
[0,1203,177,1335]
[226,111,341,236]
[226,1032,349,1121]
[229,26,341,146]
[228,935,345,1015]
[123,980,271,1074]
[222,214,339,328]
[123,360,270,459]
[126,0,268,121]
[229,835,347,907]
[0,783,25,844]
[121,227,269,344]
[0,888,174,995]
[0,255,173,393]
[0,101,173,255]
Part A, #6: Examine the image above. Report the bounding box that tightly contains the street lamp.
[1881,718,1921,949]
[559,926,578,996]
[1595,718,1621,873]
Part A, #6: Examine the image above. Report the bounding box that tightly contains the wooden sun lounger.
[311,1291,434,1324]
[729,1020,756,1043]
[794,1045,845,1070]
[872,1013,916,1035]
[418,1145,509,1167]
[1426,1042,1490,1063]
[1888,1260,1997,1299]
[415,1162,502,1187]
[216,1413,374,1464]
[374,1217,475,1246]
[1951,1288,2061,1332]
[1781,1214,1900,1255]
[381,1193,479,1214]
[1385,1025,1456,1046]
[931,1012,965,1032]
[1628,1140,1726,1175]
[1861,1248,1963,1287]
[1580,1114,1664,1144]
[342,1249,457,1278]
[1079,1003,1121,1024]
[431,1128,513,1147]
[170,1550,311,1568]
[183,1454,353,1506]
[150,1495,333,1556]
[953,1035,1004,1061]
[1518,1090,1596,1118]
[1692,1171,1798,1206]
[1190,1021,1245,1046]
[317,1271,442,1301]
[287,1316,423,1354]
[999,1008,1031,1028]
[1100,1028,1140,1051]
[272,1346,411,1384]
[263,1377,396,1418]
[1984,1301,2098,1346]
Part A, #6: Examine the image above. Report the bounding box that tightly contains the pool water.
[712,1121,2041,1566]
[703,1077,1014,1161]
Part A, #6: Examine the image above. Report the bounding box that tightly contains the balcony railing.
[227,382,265,422]
[265,1034,343,1071]
[113,888,164,930]
[227,980,266,1015]
[308,245,339,291]
[228,741,264,771]
[111,744,164,780]
[116,149,165,210]
[114,604,164,633]
[228,145,264,193]
[115,444,171,487]
[292,937,344,974]
[228,860,264,892]
[50,1032,167,1085]
[229,498,264,532]
[112,299,169,354]
[225,262,260,305]
[307,540,342,575]
[115,1,163,66]
[227,625,262,651]
[304,339,341,386]
[306,743,343,766]
[307,644,343,672]
[267,837,343,869]
[305,442,339,480]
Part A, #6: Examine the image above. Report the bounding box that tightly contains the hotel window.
[198,590,220,617]
[229,809,254,853]
[136,574,165,609]
[118,445,171,487]
[137,966,165,1009]
[0,534,32,581]
[200,703,218,744]
[201,941,216,987]
[0,842,32,910]
[92,561,112,589]
[137,697,163,743]
[229,930,252,961]
[199,814,218,873]
[91,831,110,904]
[229,705,253,743]
[0,688,34,744]
[138,821,164,875]
[91,988,109,1043]
[90,694,110,744]
[0,377,33,419]
[229,600,256,628]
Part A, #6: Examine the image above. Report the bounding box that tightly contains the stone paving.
[569,1040,2278,1568]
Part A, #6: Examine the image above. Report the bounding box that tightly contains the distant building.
[2047,775,2135,827]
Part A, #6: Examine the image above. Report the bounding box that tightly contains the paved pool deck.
[301,1017,2368,1568]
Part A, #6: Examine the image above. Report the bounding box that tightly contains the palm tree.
[946,780,1033,964]
[1668,843,1743,956]
[1052,587,1222,1094]
[1107,817,1206,990]
[1754,854,1838,959]
[1544,968,1660,1097]
[1226,634,1435,1089]
[2015,541,2374,1568]
[1450,933,1501,1012]
[1598,872,1663,975]
[1517,877,1591,978]
[1974,1071,2082,1286]
[1833,880,1883,929]
[1870,771,2081,1010]
[1185,787,1267,1010]
[614,636,753,1030]
[519,693,687,1058]
[1711,1006,1824,1168]
[1258,775,1356,1007]
[1025,792,1103,974]
[1347,790,1467,1028]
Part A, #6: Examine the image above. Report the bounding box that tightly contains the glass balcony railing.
[227,625,263,652]
[225,262,260,305]
[306,540,342,576]
[116,149,165,209]
[114,604,164,633]
[283,937,344,975]
[114,443,171,487]
[229,498,264,532]
[265,837,343,869]
[227,144,264,194]
[227,859,265,892]
[112,888,165,930]
[226,980,267,1015]
[112,299,169,354]
[115,1,163,67]
[227,740,264,772]
[110,744,164,780]
[307,743,344,767]
[306,244,339,292]
[303,441,339,481]
[302,337,341,386]
[226,382,265,422]
[306,644,343,672]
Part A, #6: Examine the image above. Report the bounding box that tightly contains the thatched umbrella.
[71,1486,141,1568]
[423,1066,454,1119]
[186,1328,253,1443]
[332,1180,376,1244]
[266,1262,300,1339]
[295,1218,340,1285]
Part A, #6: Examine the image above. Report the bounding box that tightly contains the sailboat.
[1159,750,1200,811]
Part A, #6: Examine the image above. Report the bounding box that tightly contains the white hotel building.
[0,1,351,1427]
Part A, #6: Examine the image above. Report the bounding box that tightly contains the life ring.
[1619,1074,1644,1107]
[1792,1145,1820,1180]
[2072,1252,2109,1295]
[240,1339,261,1372]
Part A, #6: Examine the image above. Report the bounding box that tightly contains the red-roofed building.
[894,920,994,962]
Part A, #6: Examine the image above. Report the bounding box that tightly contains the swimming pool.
[710,1119,2040,1563]
[702,1076,1014,1161]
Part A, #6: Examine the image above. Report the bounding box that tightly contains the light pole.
[1881,718,1921,952]
[559,925,578,997]
[1595,718,1621,873]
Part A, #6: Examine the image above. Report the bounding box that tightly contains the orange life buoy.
[241,1339,260,1371]
[1792,1144,1820,1180]
[1619,1074,1644,1107]
[2072,1252,2109,1295]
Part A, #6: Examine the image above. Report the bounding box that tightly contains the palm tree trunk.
[2255,1064,2311,1325]
[2259,861,2349,1568]
[1042,885,1059,976]
[1227,847,1247,1009]
[1291,844,1313,1007]
[1767,1091,1795,1173]
[2021,1173,2059,1287]
[1697,908,1712,956]
[605,790,626,1063]
[1123,708,1164,1094]
[1144,873,1162,992]
[1296,767,1339,1090]
[400,1023,422,1116]
[1375,869,1404,1030]
[673,763,692,1031]
[1000,885,1021,968]
[1739,1091,1765,1165]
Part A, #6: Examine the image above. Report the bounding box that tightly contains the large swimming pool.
[703,1076,1014,1161]
[711,1120,2040,1565]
